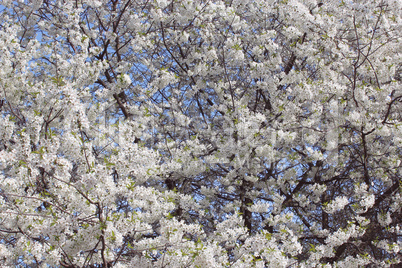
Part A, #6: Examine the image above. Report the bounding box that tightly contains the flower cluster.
[0,0,401,267]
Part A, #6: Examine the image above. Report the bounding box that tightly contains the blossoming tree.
[0,0,401,267]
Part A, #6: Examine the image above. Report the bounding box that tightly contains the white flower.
[361,194,375,209]
[325,196,349,213]
[377,212,392,227]
[118,73,132,88]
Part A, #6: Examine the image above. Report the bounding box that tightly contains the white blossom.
[0,0,401,266]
